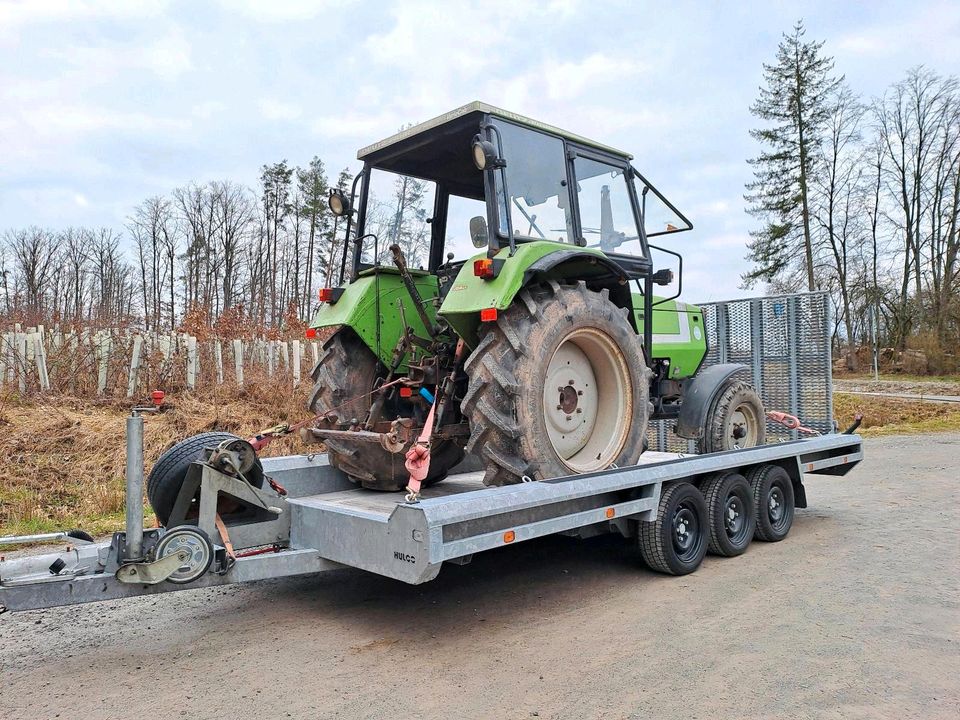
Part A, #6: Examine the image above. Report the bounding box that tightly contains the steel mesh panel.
[648,292,833,452]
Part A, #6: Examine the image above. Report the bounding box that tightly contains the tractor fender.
[438,242,632,344]
[522,249,633,308]
[675,363,750,440]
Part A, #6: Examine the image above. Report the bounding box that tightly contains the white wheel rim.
[729,402,761,447]
[542,327,633,472]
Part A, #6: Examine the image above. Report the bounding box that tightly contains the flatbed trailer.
[0,429,862,615]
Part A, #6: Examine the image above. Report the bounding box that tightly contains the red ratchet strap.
[214,513,236,561]
[766,410,818,435]
[404,398,438,502]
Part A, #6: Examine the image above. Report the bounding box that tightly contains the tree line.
[745,21,959,371]
[0,153,431,335]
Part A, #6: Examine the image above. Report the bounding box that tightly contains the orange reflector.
[605,508,616,519]
[473,258,495,279]
[503,530,515,543]
[399,387,413,398]
[305,328,317,339]
[480,307,498,323]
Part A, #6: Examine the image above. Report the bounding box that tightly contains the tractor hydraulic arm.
[389,244,439,338]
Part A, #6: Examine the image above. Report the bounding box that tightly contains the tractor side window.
[361,168,436,269]
[444,194,486,260]
[492,120,573,244]
[574,157,642,256]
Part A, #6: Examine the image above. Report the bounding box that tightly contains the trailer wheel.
[148,432,265,526]
[154,525,214,584]
[747,464,794,541]
[701,471,755,556]
[638,482,708,575]
[698,381,766,453]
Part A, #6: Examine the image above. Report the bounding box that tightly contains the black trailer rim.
[672,502,702,561]
[767,486,786,527]
[724,494,749,543]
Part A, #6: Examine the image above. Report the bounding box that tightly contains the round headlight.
[472,141,488,170]
[328,190,350,217]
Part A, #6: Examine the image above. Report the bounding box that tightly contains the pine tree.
[744,20,842,291]
[297,156,329,313]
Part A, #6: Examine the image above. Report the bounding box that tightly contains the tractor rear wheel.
[308,329,462,491]
[462,281,650,486]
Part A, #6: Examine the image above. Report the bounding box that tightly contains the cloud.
[220,0,354,22]
[0,0,170,42]
[259,99,303,121]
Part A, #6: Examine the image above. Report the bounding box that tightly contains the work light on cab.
[328,189,351,217]
[471,137,500,171]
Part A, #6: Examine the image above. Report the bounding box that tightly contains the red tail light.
[399,387,413,398]
[305,328,317,339]
[473,258,495,279]
[318,288,333,302]
[480,308,498,322]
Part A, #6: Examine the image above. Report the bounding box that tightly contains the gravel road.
[1,433,958,719]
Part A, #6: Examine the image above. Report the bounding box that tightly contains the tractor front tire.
[308,329,462,491]
[697,380,766,454]
[462,281,650,486]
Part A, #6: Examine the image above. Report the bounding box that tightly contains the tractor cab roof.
[356,101,632,199]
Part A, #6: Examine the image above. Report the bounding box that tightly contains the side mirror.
[469,216,488,248]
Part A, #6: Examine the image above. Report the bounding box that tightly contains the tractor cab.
[332,102,691,288]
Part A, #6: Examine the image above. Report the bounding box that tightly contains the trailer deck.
[0,432,862,614]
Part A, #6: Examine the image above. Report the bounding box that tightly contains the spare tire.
[147,432,265,526]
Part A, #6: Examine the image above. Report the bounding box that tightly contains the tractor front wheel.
[462,281,650,486]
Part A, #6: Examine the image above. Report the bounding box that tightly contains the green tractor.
[304,102,765,491]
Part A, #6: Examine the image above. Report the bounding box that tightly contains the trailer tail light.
[317,287,345,304]
[473,258,495,279]
[305,328,317,339]
[399,387,413,398]
[503,530,515,543]
[479,308,498,323]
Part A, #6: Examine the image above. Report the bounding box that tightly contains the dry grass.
[0,374,311,537]
[833,392,960,436]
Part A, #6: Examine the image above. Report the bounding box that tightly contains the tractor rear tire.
[308,330,462,491]
[462,281,650,486]
[697,380,766,454]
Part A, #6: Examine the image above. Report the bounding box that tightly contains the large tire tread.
[463,281,649,486]
[308,330,462,491]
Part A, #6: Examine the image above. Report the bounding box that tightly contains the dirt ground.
[1,433,958,720]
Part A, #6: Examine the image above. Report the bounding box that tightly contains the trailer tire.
[747,464,794,542]
[638,482,708,575]
[697,381,766,454]
[147,432,265,526]
[701,471,755,556]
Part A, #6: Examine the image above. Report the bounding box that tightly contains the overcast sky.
[1,0,957,301]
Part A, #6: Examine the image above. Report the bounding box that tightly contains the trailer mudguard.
[438,241,629,345]
[674,363,750,440]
